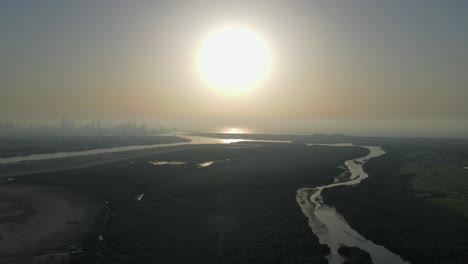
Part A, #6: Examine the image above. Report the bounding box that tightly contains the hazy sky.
[1,0,467,137]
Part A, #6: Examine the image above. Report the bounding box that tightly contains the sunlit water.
[0,142,190,164]
[198,161,214,168]
[149,161,187,166]
[297,144,410,264]
[0,133,290,164]
[217,127,253,134]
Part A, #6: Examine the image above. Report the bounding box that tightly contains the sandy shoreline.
[0,183,102,264]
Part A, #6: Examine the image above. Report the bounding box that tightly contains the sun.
[198,25,272,94]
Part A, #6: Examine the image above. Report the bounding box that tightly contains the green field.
[400,149,468,218]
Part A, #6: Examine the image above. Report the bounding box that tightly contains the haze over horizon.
[1,0,468,138]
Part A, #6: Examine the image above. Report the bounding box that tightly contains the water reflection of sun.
[220,127,250,134]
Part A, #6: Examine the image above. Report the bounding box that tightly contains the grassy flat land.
[400,147,468,218]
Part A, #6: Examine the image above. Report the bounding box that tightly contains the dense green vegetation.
[323,142,468,264]
[9,133,468,263]
[15,144,366,263]
[0,135,188,157]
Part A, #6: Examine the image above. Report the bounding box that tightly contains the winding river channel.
[297,144,410,264]
[0,134,409,263]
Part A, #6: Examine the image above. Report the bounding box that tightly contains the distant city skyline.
[0,118,179,137]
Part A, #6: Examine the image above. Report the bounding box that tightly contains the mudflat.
[0,183,101,264]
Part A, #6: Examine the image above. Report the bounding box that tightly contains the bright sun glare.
[198,25,272,93]
[222,127,249,134]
